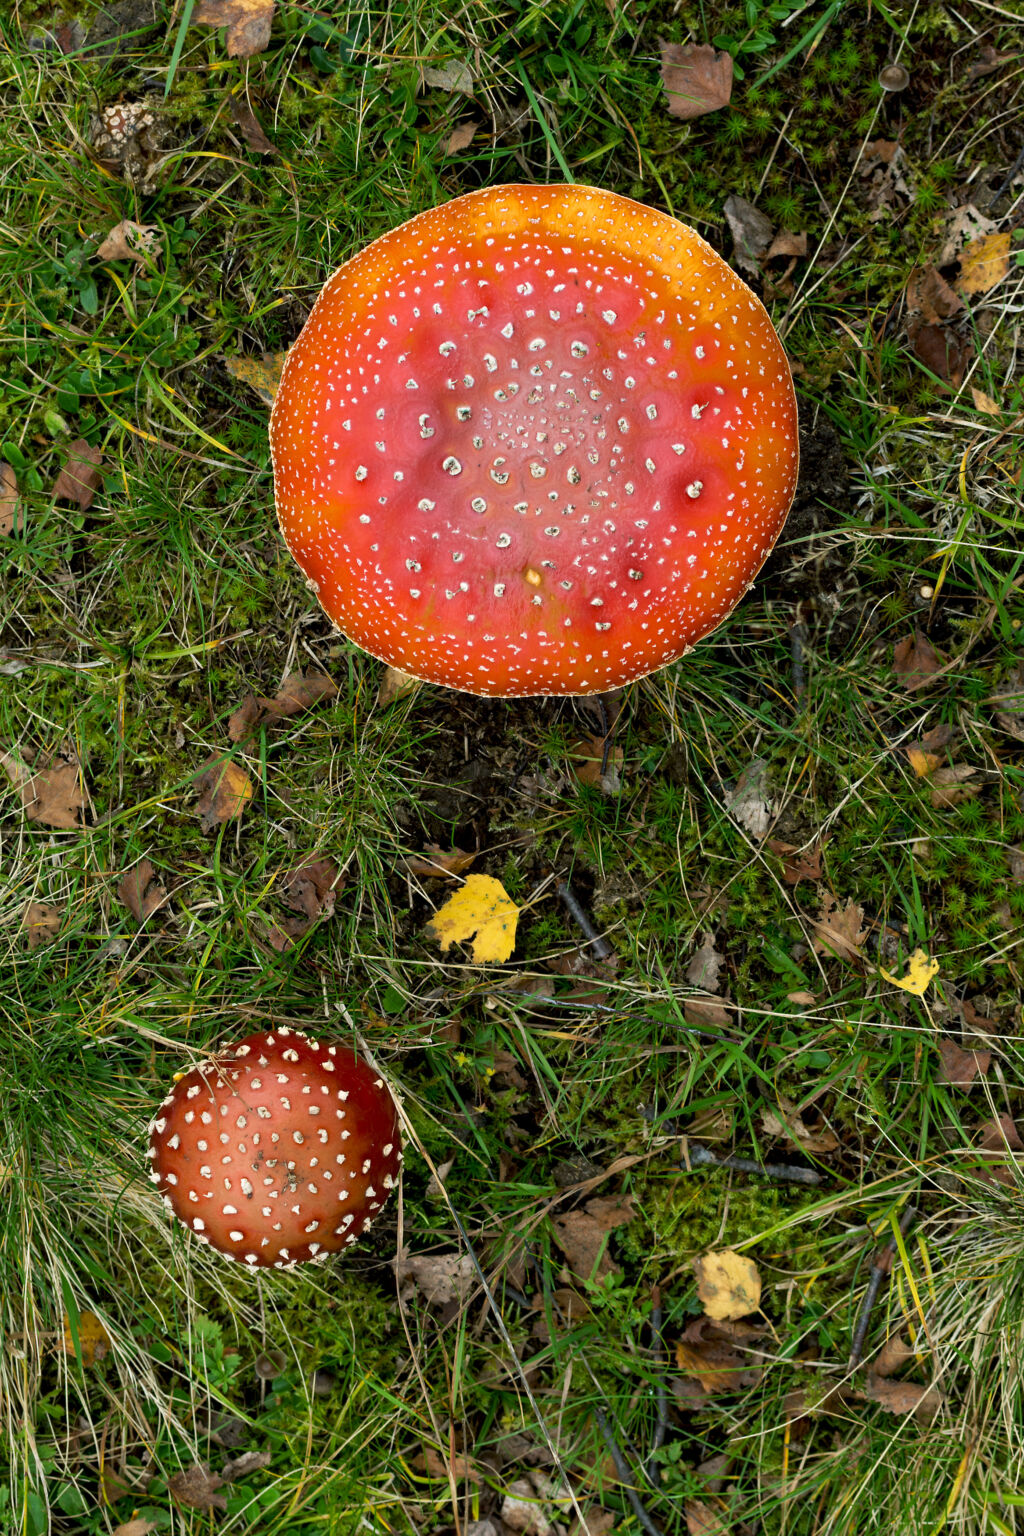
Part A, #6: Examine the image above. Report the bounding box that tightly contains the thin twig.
[594,1408,667,1536]
[849,1205,918,1368]
[556,879,614,961]
[684,1142,823,1186]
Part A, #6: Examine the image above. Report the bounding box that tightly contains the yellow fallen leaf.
[62,1309,111,1366]
[879,948,939,996]
[956,231,1010,295]
[694,1249,762,1321]
[906,746,940,779]
[426,874,519,963]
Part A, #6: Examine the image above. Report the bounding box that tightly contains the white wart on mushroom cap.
[147,1029,401,1268]
[270,183,799,698]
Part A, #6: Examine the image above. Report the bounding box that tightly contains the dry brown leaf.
[53,439,102,510]
[396,1250,476,1308]
[684,996,733,1030]
[976,1115,1023,1185]
[281,854,340,921]
[195,757,253,831]
[552,1195,634,1282]
[873,1332,914,1378]
[193,0,273,57]
[23,901,63,949]
[659,41,733,120]
[893,630,947,691]
[113,1521,159,1536]
[694,1249,762,1321]
[811,895,866,962]
[674,1317,763,1395]
[224,350,287,407]
[725,757,772,838]
[118,858,169,923]
[971,386,1001,416]
[761,1096,839,1155]
[405,843,477,879]
[905,266,963,324]
[1,749,86,829]
[97,220,161,265]
[421,1443,482,1484]
[686,931,723,993]
[228,93,276,152]
[767,838,823,885]
[863,1376,944,1421]
[937,1037,990,1086]
[956,232,1011,295]
[61,1310,110,1366]
[930,764,981,809]
[1,462,19,536]
[168,1464,227,1513]
[422,59,474,93]
[378,664,422,706]
[966,44,1019,80]
[786,990,817,1005]
[686,1502,729,1536]
[766,229,807,261]
[910,321,971,387]
[444,120,479,155]
[228,671,338,740]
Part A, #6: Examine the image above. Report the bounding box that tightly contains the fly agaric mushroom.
[146,1028,401,1268]
[270,184,798,698]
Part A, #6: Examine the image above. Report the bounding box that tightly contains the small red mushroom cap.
[270,183,798,698]
[147,1029,401,1268]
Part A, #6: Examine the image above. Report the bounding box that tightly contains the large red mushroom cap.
[147,1029,401,1268]
[270,183,798,698]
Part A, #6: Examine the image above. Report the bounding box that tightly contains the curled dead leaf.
[396,1250,476,1308]
[228,670,338,740]
[937,1037,990,1086]
[893,630,947,690]
[810,895,866,963]
[405,844,477,879]
[552,1195,634,1282]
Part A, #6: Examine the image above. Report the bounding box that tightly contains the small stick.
[849,1205,918,1368]
[645,1286,669,1487]
[790,605,808,699]
[992,142,1024,206]
[594,1408,667,1536]
[557,879,614,962]
[685,1142,823,1186]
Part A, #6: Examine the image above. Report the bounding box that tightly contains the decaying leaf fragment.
[810,895,866,963]
[725,757,772,839]
[674,1316,763,1395]
[224,351,287,407]
[694,1249,762,1321]
[405,844,477,879]
[427,874,519,963]
[22,902,63,949]
[956,232,1011,295]
[552,1195,634,1282]
[936,1037,990,1086]
[396,1250,476,1308]
[893,631,947,691]
[97,220,162,265]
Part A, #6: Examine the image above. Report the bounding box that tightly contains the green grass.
[2,0,1024,1532]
